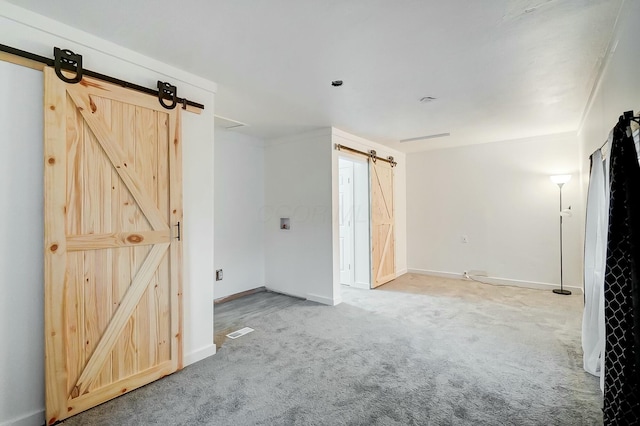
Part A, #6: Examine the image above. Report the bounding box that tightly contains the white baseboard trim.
[306,293,341,306]
[395,268,408,277]
[0,408,44,426]
[264,287,306,301]
[408,269,584,295]
[264,287,340,306]
[184,344,217,366]
[352,281,371,290]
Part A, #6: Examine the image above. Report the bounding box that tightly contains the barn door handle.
[175,222,181,241]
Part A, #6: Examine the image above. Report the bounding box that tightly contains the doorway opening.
[338,155,371,289]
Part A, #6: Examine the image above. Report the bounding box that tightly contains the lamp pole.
[553,182,571,295]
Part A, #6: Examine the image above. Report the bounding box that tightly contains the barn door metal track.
[335,144,397,167]
[0,43,205,111]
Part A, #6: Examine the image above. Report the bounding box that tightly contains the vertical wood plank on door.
[66,252,84,397]
[65,96,85,396]
[156,112,171,362]
[82,117,100,389]
[168,110,183,369]
[134,106,158,371]
[147,112,160,367]
[91,96,114,390]
[124,102,140,378]
[44,67,70,424]
[110,101,136,381]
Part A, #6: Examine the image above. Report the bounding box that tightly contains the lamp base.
[552,289,572,295]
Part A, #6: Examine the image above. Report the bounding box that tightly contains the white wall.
[0,61,45,426]
[0,4,216,425]
[578,0,640,177]
[214,129,265,299]
[264,129,335,304]
[407,132,583,292]
[575,0,639,293]
[331,128,408,299]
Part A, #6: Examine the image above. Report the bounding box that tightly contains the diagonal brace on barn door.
[376,225,394,282]
[373,164,392,220]
[71,243,170,397]
[66,88,170,232]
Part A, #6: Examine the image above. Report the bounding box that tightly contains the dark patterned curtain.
[603,119,640,424]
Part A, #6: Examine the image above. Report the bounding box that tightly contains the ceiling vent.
[400,133,451,143]
[214,115,247,130]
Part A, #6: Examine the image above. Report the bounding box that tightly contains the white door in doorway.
[339,162,355,286]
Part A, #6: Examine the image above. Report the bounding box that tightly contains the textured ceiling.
[8,0,623,151]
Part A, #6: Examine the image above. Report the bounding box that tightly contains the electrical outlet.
[216,269,223,281]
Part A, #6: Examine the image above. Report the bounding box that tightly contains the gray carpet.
[62,274,602,425]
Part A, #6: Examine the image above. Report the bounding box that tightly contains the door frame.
[339,158,356,286]
[335,152,373,293]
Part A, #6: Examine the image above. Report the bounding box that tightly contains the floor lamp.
[550,174,572,295]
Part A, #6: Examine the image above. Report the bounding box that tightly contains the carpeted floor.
[62,274,602,425]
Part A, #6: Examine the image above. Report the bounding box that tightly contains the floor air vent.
[226,327,254,339]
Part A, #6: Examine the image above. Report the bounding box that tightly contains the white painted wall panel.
[578,0,640,179]
[214,130,265,299]
[264,129,335,304]
[0,61,45,426]
[578,0,640,158]
[576,0,640,291]
[407,132,583,291]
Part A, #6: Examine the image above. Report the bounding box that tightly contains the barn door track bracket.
[334,144,399,167]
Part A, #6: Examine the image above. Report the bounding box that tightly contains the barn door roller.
[54,47,83,84]
[0,43,205,111]
[158,81,178,110]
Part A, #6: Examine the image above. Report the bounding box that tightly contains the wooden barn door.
[370,159,395,287]
[43,67,183,424]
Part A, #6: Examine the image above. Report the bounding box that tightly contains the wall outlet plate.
[216,269,223,281]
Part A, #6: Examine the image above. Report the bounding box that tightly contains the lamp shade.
[550,174,571,185]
